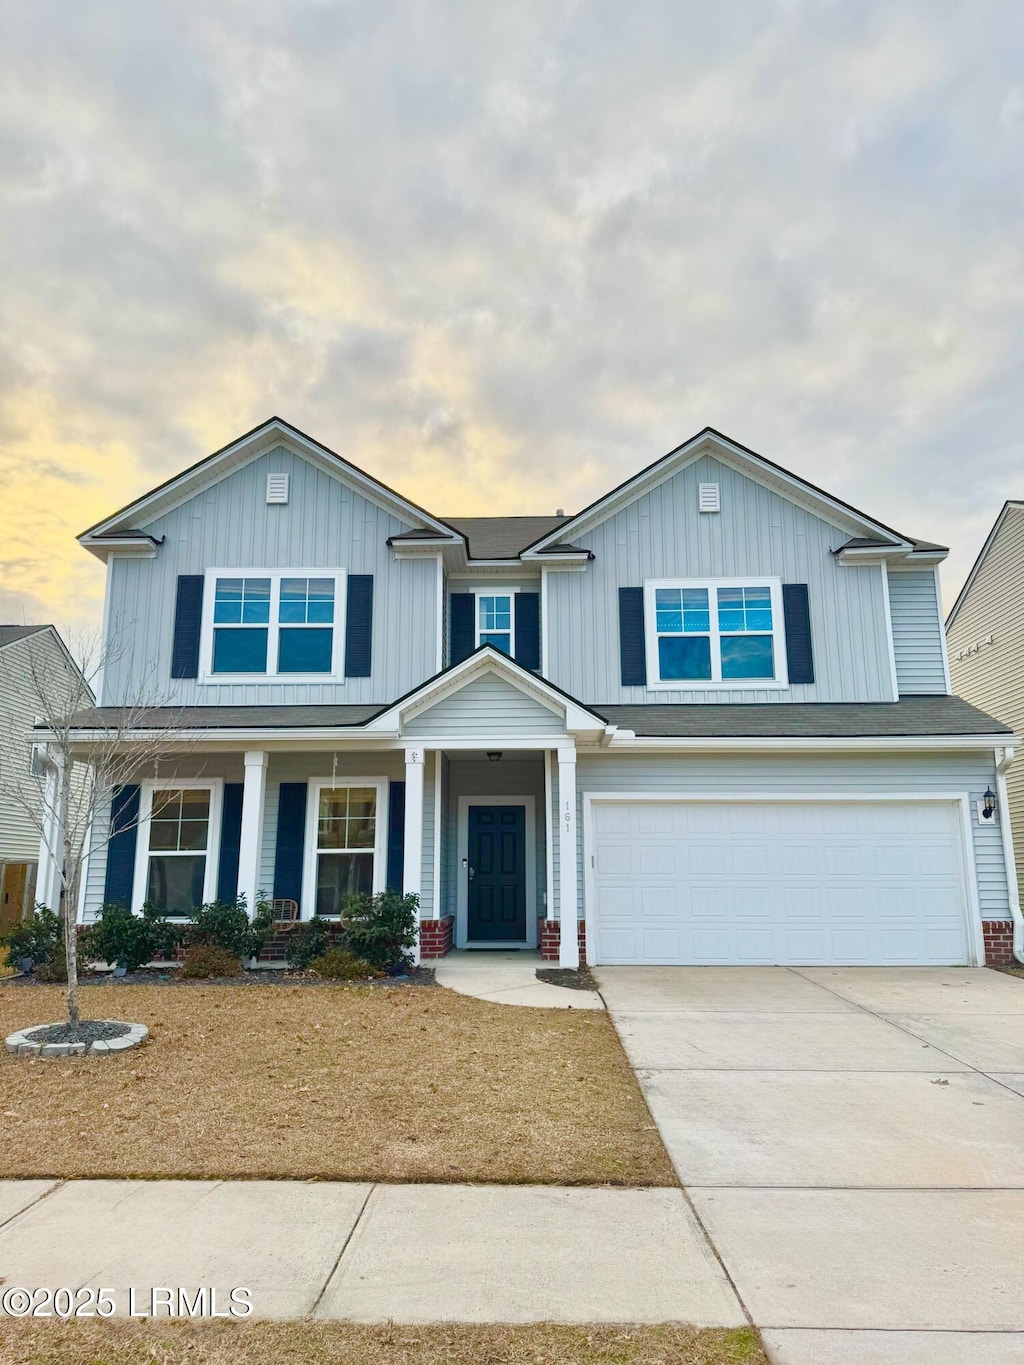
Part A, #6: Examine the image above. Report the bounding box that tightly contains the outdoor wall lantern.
[982,787,997,820]
[487,751,503,763]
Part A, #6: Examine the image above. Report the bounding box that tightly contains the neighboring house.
[0,625,89,930]
[946,501,1024,958]
[56,418,1019,969]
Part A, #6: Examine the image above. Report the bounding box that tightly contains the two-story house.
[57,418,1019,969]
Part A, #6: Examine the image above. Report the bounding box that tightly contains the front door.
[0,863,28,932]
[467,805,527,942]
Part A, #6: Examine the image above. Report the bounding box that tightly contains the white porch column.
[237,751,268,918]
[557,744,579,969]
[36,755,62,912]
[403,747,425,964]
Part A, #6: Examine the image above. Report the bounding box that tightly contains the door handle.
[468,866,475,880]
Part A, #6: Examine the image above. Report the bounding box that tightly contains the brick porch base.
[419,916,455,959]
[982,919,1016,968]
[537,919,587,964]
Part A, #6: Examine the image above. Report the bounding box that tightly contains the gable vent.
[266,473,290,504]
[698,483,720,513]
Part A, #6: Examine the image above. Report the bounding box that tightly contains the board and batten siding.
[544,453,894,705]
[100,445,437,707]
[888,568,949,695]
[948,503,1024,901]
[574,751,1009,921]
[404,674,565,737]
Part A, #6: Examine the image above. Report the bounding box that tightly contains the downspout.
[994,746,1024,964]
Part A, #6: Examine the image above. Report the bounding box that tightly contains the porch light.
[982,787,996,820]
[487,751,503,763]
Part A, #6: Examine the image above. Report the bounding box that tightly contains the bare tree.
[0,626,196,1026]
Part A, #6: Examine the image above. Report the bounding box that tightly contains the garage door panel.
[590,800,973,967]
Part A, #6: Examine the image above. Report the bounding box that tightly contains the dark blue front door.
[467,805,527,942]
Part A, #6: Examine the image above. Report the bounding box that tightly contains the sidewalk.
[0,1179,743,1324]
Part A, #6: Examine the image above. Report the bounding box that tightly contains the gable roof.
[440,516,570,560]
[520,427,938,559]
[0,625,49,651]
[78,416,464,559]
[945,500,1024,630]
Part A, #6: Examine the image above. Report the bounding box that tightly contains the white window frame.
[131,778,224,915]
[475,590,516,654]
[643,577,789,690]
[301,777,389,919]
[198,567,348,684]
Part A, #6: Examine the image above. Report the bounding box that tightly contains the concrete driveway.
[596,965,1024,1364]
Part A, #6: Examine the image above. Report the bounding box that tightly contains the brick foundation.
[537,919,587,964]
[982,919,1016,968]
[418,916,455,959]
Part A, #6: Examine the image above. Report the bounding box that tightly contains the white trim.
[455,795,537,949]
[198,567,347,685]
[557,747,579,968]
[475,588,516,653]
[935,563,953,694]
[431,753,443,920]
[995,748,1024,963]
[879,562,900,701]
[300,776,389,919]
[237,751,268,916]
[643,577,789,690]
[603,734,1018,752]
[131,778,224,915]
[435,555,445,674]
[581,790,985,969]
[95,556,115,705]
[540,567,549,677]
[543,750,554,918]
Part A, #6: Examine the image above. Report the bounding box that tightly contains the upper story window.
[477,593,513,655]
[200,568,346,682]
[644,578,788,688]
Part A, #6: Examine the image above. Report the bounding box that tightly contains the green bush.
[185,896,274,960]
[1,906,63,970]
[285,916,336,970]
[343,890,419,971]
[308,947,373,980]
[181,944,240,979]
[85,903,182,973]
[35,941,68,982]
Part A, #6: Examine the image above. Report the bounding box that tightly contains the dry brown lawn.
[0,1322,766,1365]
[0,984,674,1185]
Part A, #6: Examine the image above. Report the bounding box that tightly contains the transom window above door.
[645,578,787,687]
[200,568,345,681]
[477,594,513,654]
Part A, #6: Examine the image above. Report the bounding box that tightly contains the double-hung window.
[303,779,387,917]
[645,578,787,687]
[201,568,346,681]
[133,781,222,916]
[477,593,513,654]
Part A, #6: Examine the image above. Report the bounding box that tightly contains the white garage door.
[588,799,974,966]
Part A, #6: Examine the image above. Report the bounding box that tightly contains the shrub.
[308,947,373,981]
[35,941,68,982]
[343,890,419,971]
[1,905,62,969]
[181,944,240,979]
[184,896,274,960]
[84,903,182,973]
[285,916,336,971]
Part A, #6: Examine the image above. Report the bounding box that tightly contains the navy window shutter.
[449,593,475,665]
[170,575,204,679]
[273,783,308,909]
[782,583,814,684]
[514,592,541,670]
[618,587,647,686]
[217,782,244,902]
[103,784,140,907]
[344,574,373,677]
[386,781,406,892]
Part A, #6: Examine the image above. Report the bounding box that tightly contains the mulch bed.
[24,1020,131,1045]
[536,965,600,991]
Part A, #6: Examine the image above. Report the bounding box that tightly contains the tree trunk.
[59,762,80,1026]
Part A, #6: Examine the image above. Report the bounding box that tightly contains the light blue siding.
[101,445,437,706]
[405,674,565,737]
[574,751,1008,920]
[545,453,894,704]
[888,568,949,695]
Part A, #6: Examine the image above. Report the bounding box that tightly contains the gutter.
[994,746,1024,964]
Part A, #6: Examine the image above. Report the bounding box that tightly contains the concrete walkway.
[597,965,1024,1364]
[0,1179,740,1324]
[434,949,604,1009]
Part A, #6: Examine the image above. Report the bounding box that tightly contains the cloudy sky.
[1,0,1022,631]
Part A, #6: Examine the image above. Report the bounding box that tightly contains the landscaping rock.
[5,1021,149,1058]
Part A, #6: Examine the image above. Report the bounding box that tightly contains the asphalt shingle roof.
[440,516,571,559]
[0,625,49,650]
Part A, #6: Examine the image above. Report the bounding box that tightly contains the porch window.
[143,787,213,916]
[478,594,513,654]
[314,785,378,915]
